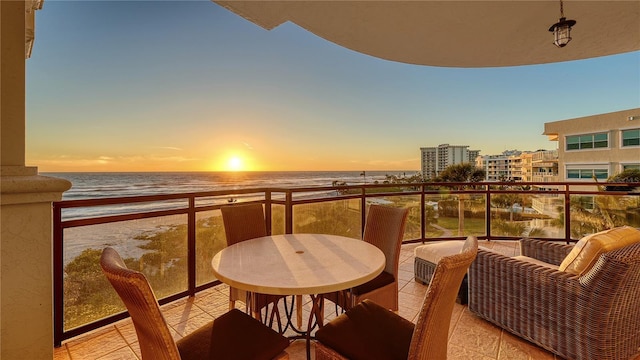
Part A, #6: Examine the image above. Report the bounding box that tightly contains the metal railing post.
[485,184,492,240]
[265,190,272,235]
[285,191,293,234]
[564,184,572,243]
[187,197,196,296]
[420,184,425,243]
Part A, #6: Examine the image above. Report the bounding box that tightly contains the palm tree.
[434,163,486,236]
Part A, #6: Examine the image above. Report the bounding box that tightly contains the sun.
[227,156,244,171]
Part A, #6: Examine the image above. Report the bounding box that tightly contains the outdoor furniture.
[211,233,385,360]
[221,203,292,326]
[100,247,289,360]
[323,204,409,313]
[468,226,640,360]
[315,235,478,360]
[414,239,469,304]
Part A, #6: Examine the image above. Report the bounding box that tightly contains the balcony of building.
[50,181,640,360]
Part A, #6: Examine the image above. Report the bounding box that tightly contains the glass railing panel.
[292,199,362,238]
[195,209,227,286]
[433,194,486,238]
[271,204,286,235]
[568,194,640,238]
[525,193,565,238]
[424,195,443,238]
[490,192,533,237]
[62,215,188,331]
[367,195,421,241]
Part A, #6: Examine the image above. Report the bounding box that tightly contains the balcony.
[51,181,640,359]
[54,240,567,360]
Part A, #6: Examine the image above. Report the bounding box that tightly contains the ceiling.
[214,1,640,68]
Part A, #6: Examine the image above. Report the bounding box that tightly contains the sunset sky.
[26,1,640,172]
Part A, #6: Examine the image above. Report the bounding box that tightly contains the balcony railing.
[52,181,640,346]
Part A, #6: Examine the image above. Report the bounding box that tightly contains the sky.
[26,1,640,173]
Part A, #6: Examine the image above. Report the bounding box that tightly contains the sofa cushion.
[559,226,640,276]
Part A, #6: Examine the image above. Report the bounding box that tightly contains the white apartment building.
[420,144,480,179]
[544,108,640,183]
[475,150,524,181]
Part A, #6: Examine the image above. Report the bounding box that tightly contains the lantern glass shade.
[549,17,576,48]
[554,25,571,47]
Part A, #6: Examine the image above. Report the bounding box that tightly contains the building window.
[566,133,608,150]
[622,129,640,147]
[623,164,640,171]
[567,168,608,179]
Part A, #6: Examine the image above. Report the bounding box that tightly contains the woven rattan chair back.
[221,203,268,246]
[363,204,409,275]
[321,205,409,314]
[100,247,180,360]
[408,236,478,360]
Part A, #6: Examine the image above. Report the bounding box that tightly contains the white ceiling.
[214,1,640,68]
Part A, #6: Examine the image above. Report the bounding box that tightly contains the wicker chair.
[468,237,640,360]
[221,203,298,326]
[323,204,409,315]
[315,236,478,360]
[100,247,289,360]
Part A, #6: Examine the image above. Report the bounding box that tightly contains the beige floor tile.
[448,343,496,360]
[448,309,502,359]
[499,331,555,360]
[66,328,129,360]
[53,345,72,360]
[162,297,207,326]
[171,312,215,337]
[95,345,139,360]
[398,291,425,312]
[399,279,429,297]
[398,268,416,281]
[114,320,137,345]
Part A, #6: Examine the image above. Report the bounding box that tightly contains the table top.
[211,233,385,296]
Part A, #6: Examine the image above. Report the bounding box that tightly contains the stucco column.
[1,1,72,359]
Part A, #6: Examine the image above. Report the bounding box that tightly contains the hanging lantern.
[548,0,576,48]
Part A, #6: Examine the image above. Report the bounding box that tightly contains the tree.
[604,169,640,191]
[434,163,486,236]
[434,163,485,183]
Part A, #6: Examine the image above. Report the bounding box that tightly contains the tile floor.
[53,241,564,360]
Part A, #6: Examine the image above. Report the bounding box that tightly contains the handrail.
[53,180,639,345]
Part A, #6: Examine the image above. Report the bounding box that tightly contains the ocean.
[47,171,416,201]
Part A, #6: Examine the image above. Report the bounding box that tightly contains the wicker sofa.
[468,227,640,360]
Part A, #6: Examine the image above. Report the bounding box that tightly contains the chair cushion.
[315,299,415,360]
[559,226,640,276]
[176,308,289,360]
[414,240,467,263]
[352,271,395,295]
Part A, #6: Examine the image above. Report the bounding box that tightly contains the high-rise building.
[420,144,480,179]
